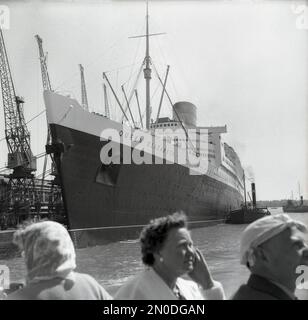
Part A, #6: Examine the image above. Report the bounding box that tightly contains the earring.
[159,256,164,263]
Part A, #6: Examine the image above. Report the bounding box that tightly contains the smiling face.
[157,227,195,277]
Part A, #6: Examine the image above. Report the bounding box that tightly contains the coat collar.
[248,274,296,300]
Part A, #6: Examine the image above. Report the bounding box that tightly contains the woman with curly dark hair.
[115,212,225,300]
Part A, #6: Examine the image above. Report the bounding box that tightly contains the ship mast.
[243,171,247,209]
[126,2,165,127]
[144,1,151,130]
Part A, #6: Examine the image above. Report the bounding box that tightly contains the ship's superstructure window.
[150,116,179,130]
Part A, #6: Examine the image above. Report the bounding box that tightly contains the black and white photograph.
[0,0,307,305]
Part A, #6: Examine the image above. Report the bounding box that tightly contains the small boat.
[225,182,271,224]
[225,206,271,224]
[282,197,308,213]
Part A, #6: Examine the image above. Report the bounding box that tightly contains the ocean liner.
[43,7,245,247]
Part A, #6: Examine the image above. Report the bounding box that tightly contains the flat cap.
[240,214,307,265]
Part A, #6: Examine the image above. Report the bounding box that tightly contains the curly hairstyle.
[140,211,188,266]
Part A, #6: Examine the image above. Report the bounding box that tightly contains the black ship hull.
[51,123,243,247]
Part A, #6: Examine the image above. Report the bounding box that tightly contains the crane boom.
[0,28,38,224]
[103,83,110,118]
[35,34,52,91]
[0,29,36,173]
[35,34,64,220]
[35,34,53,190]
[79,64,89,111]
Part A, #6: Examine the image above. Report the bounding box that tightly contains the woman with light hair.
[7,220,112,300]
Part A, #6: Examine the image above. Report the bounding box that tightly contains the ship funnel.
[251,183,257,209]
[173,101,197,127]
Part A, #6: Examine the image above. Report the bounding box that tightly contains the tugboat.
[282,197,308,213]
[225,182,271,224]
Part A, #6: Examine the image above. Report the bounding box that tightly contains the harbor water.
[1,208,308,299]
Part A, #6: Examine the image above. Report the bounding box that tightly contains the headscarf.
[13,221,76,284]
[240,214,307,266]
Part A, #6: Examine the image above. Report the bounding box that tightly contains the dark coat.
[232,274,295,300]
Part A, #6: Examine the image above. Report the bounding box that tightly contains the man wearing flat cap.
[232,214,308,300]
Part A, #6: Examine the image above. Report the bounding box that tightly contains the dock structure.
[0,32,66,235]
[0,174,65,258]
[0,175,65,231]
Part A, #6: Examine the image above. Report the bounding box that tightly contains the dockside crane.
[79,64,89,111]
[0,29,38,226]
[35,34,64,221]
[35,34,52,180]
[103,83,110,119]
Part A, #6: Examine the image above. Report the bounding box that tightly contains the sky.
[0,0,307,200]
